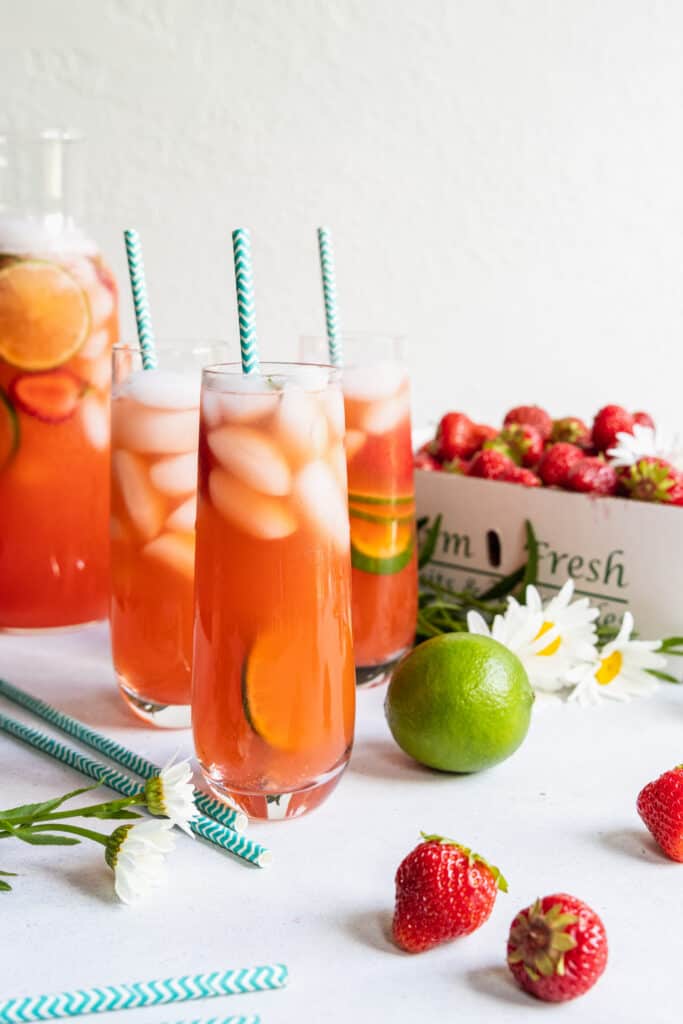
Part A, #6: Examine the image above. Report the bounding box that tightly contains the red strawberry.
[414,449,442,471]
[442,456,467,474]
[435,412,480,461]
[551,416,591,448]
[636,765,683,861]
[507,893,608,1002]
[591,405,635,452]
[503,405,553,441]
[471,423,497,449]
[618,457,678,503]
[9,371,86,424]
[507,466,541,487]
[538,443,584,488]
[392,834,507,953]
[633,410,655,430]
[665,478,683,506]
[567,456,618,496]
[468,449,517,481]
[498,423,544,467]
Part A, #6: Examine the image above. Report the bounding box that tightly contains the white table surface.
[0,624,681,1023]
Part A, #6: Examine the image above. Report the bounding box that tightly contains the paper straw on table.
[317,226,343,367]
[123,228,158,370]
[231,229,259,374]
[168,1018,260,1024]
[0,678,246,834]
[0,714,271,868]
[0,964,287,1022]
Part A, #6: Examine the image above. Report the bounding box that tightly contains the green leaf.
[418,514,442,569]
[0,870,18,876]
[0,785,99,824]
[84,808,142,821]
[0,880,12,891]
[647,669,681,684]
[478,564,525,601]
[15,831,81,846]
[520,520,539,592]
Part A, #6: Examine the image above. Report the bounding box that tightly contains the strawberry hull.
[415,469,683,637]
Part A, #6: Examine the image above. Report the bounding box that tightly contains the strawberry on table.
[435,412,480,461]
[592,404,635,452]
[507,893,608,1002]
[467,449,517,481]
[567,456,618,496]
[392,833,507,953]
[538,442,584,488]
[637,765,683,861]
[551,416,591,448]
[503,404,553,442]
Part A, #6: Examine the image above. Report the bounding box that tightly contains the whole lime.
[385,633,534,772]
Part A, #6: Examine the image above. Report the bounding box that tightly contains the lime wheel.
[349,492,415,574]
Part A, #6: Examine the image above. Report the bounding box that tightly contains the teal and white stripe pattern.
[0,713,270,868]
[0,678,246,834]
[123,228,158,371]
[317,226,343,367]
[231,229,259,374]
[0,965,287,1022]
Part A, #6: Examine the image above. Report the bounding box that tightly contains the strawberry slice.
[10,370,86,424]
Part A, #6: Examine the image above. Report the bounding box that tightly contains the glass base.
[118,680,192,729]
[202,754,350,821]
[0,618,104,635]
[355,646,410,689]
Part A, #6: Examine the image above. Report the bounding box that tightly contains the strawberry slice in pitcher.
[10,370,87,424]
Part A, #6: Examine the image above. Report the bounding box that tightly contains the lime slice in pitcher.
[349,506,414,575]
[0,260,90,370]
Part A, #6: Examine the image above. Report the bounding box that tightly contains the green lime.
[385,633,534,773]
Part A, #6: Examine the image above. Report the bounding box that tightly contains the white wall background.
[3,0,683,429]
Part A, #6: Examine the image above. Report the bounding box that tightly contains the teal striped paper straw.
[0,678,246,833]
[231,229,259,374]
[317,226,343,367]
[168,1018,259,1024]
[0,964,286,1022]
[0,714,271,868]
[123,228,158,371]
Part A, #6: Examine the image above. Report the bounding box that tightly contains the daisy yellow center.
[595,650,623,686]
[535,620,561,657]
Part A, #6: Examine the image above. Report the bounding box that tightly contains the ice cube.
[342,361,406,401]
[143,532,196,580]
[207,425,291,496]
[209,469,297,539]
[89,352,112,392]
[205,375,279,424]
[329,442,348,492]
[165,495,197,532]
[112,450,166,541]
[362,394,410,435]
[319,388,345,439]
[79,328,110,361]
[201,391,223,429]
[149,452,197,496]
[344,429,367,460]
[88,279,115,328]
[275,386,328,466]
[292,460,350,553]
[121,370,200,410]
[285,365,330,392]
[80,394,109,450]
[112,400,199,455]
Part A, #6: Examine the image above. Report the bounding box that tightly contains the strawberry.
[550,416,590,448]
[507,893,608,1002]
[9,370,86,424]
[591,405,635,452]
[392,833,507,953]
[435,412,480,461]
[567,456,618,496]
[442,456,467,474]
[468,449,517,481]
[497,423,543,467]
[503,405,553,442]
[414,449,442,471]
[637,765,683,861]
[618,456,678,503]
[507,466,541,487]
[471,423,497,449]
[633,410,655,430]
[665,478,683,506]
[538,443,584,488]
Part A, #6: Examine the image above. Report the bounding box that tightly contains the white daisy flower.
[607,424,683,470]
[144,758,197,836]
[567,612,666,707]
[467,580,598,693]
[105,820,175,904]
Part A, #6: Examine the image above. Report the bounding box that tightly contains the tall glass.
[192,363,356,820]
[0,132,119,630]
[301,335,418,686]
[110,344,227,728]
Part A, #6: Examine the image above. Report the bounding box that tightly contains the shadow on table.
[344,908,403,955]
[42,860,118,906]
[465,965,535,1007]
[597,827,666,864]
[349,739,456,784]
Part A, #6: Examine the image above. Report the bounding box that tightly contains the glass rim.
[202,361,340,394]
[301,331,406,344]
[114,340,230,355]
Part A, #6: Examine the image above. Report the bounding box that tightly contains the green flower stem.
[0,823,108,845]
[24,795,144,824]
